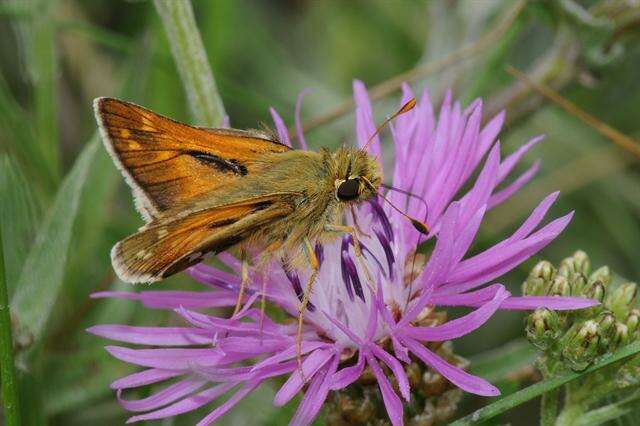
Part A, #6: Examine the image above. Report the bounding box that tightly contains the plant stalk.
[153,0,226,127]
[0,226,21,426]
[541,387,559,426]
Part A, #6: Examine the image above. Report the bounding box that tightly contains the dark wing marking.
[94,97,291,221]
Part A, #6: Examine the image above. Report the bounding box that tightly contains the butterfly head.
[331,147,381,203]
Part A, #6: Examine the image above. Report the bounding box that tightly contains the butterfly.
[94,97,424,374]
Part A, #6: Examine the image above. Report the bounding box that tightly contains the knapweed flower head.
[89,81,598,425]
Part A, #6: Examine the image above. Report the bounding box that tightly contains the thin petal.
[331,350,365,390]
[496,135,543,183]
[499,295,599,310]
[294,89,311,150]
[88,325,211,346]
[105,346,224,369]
[111,368,182,390]
[365,353,404,426]
[196,381,261,426]
[370,345,410,401]
[251,341,329,372]
[273,349,333,406]
[270,107,291,147]
[446,212,574,293]
[290,353,339,426]
[125,383,236,424]
[118,378,206,412]
[402,337,499,396]
[431,284,505,306]
[406,285,509,341]
[488,161,540,210]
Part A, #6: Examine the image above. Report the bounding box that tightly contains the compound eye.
[337,179,360,201]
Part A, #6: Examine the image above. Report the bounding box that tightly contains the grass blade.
[11,137,99,346]
[153,0,226,126]
[0,156,40,291]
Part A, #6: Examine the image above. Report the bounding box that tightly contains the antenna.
[361,177,430,235]
[381,183,429,216]
[361,98,417,152]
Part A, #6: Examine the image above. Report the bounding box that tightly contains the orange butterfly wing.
[94,97,290,220]
[111,194,296,283]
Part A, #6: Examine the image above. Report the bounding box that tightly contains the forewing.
[111,194,296,283]
[94,97,290,220]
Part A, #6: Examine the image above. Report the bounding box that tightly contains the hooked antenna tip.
[411,219,430,235]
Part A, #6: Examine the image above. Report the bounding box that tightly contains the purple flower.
[89,82,598,425]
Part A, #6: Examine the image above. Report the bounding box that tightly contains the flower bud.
[589,266,611,287]
[522,278,543,296]
[524,261,556,296]
[596,312,616,350]
[531,260,556,282]
[612,322,629,350]
[570,273,588,296]
[526,309,561,350]
[585,281,606,303]
[625,309,640,336]
[572,250,591,276]
[562,320,600,371]
[558,251,590,278]
[606,282,638,318]
[548,275,571,297]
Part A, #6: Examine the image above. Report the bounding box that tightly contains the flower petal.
[290,353,339,426]
[111,368,182,390]
[499,295,599,310]
[402,337,499,396]
[331,350,365,390]
[405,285,509,341]
[365,353,404,426]
[196,381,261,426]
[488,161,540,210]
[105,346,224,369]
[269,107,291,147]
[446,212,574,293]
[353,80,381,160]
[273,348,334,406]
[118,378,206,412]
[88,325,212,346]
[370,345,410,401]
[125,382,236,424]
[294,89,311,150]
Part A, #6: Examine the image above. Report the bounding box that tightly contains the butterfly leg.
[296,237,319,382]
[233,248,250,316]
[258,241,280,333]
[350,205,371,238]
[324,224,375,291]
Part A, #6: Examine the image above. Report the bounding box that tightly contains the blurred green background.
[1,0,640,424]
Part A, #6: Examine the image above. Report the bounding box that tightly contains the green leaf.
[0,156,41,292]
[11,137,100,346]
[450,341,640,425]
[0,73,49,195]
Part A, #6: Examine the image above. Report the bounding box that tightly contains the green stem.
[450,341,640,425]
[555,381,585,426]
[555,403,583,426]
[0,226,21,426]
[541,387,559,426]
[153,0,226,127]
